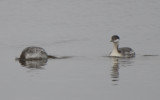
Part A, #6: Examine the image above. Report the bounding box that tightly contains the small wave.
[143,55,159,56]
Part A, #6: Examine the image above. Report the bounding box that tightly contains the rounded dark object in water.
[19,46,56,60]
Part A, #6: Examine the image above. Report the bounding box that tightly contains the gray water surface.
[0,0,160,100]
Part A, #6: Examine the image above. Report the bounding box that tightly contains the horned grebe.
[109,35,135,57]
[19,46,56,60]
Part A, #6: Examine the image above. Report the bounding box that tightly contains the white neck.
[110,42,122,57]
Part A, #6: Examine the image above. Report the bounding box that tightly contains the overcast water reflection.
[0,0,160,100]
[110,57,135,85]
[111,57,119,85]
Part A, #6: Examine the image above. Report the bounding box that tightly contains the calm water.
[0,0,160,100]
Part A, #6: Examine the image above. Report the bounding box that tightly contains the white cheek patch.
[114,39,119,42]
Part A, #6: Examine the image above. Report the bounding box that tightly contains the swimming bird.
[19,46,56,60]
[109,35,135,57]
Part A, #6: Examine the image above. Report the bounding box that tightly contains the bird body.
[110,35,135,57]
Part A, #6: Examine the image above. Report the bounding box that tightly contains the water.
[0,0,160,100]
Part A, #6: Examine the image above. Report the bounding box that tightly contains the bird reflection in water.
[18,59,48,69]
[110,57,135,85]
[111,57,119,85]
